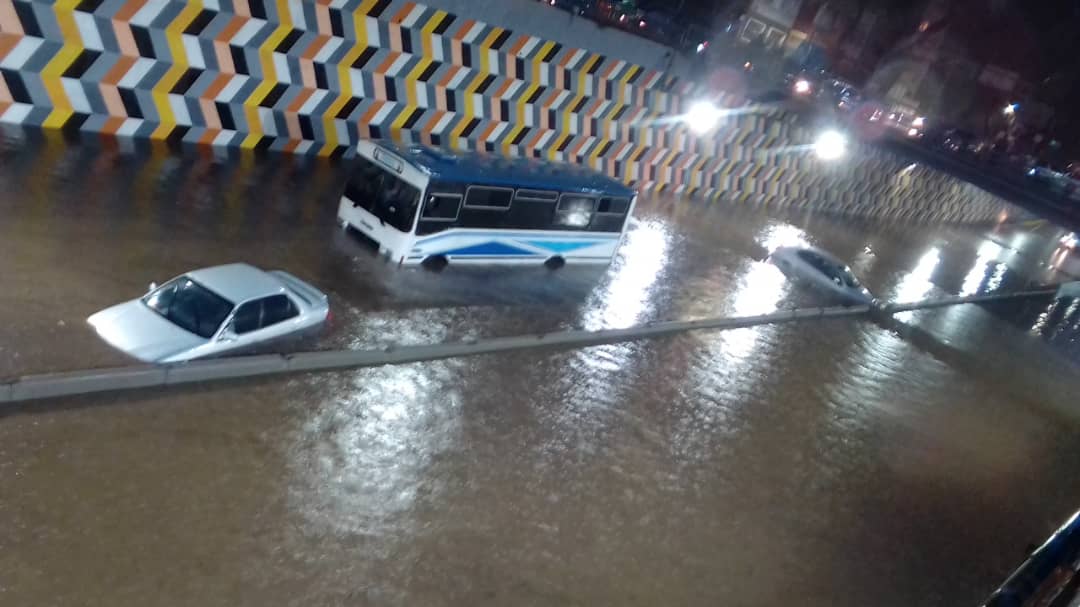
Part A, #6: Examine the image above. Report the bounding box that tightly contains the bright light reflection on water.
[582,219,670,330]
[758,223,812,252]
[960,240,1005,296]
[893,247,941,304]
[719,260,789,362]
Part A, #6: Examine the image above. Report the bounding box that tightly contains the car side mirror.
[148,281,157,293]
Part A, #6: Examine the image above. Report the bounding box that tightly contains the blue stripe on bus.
[524,240,603,253]
[440,242,538,257]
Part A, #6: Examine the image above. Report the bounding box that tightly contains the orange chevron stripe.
[0,32,21,61]
[390,2,416,23]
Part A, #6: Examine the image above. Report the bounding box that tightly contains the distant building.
[865,0,1044,134]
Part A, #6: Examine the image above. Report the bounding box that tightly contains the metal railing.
[984,510,1080,607]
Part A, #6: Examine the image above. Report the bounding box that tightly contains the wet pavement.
[3,131,1080,606]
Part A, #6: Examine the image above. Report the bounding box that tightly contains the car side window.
[261,294,299,328]
[232,301,262,334]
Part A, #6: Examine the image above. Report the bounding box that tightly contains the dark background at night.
[640,0,1080,145]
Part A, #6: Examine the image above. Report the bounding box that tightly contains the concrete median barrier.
[0,290,1059,406]
[1,305,870,406]
[8,366,166,402]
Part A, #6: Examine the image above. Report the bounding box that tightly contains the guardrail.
[0,304,871,404]
[983,510,1080,607]
[0,286,1067,406]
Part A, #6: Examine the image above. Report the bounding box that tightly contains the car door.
[216,298,266,355]
[254,294,303,343]
[211,295,304,356]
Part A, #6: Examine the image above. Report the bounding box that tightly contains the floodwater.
[2,131,1080,606]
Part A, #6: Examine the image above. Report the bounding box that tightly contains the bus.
[337,141,638,269]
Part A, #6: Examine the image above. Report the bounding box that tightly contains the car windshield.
[142,277,234,339]
[797,250,861,288]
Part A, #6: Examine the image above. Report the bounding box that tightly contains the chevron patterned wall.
[0,0,1012,223]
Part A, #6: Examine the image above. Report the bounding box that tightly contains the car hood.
[87,299,208,362]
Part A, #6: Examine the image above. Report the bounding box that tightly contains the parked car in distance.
[1027,165,1080,202]
[769,246,875,305]
[88,263,329,363]
[936,128,979,155]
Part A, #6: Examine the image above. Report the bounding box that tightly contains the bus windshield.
[344,157,420,233]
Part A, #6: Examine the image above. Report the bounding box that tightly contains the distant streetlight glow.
[684,100,722,135]
[696,41,708,54]
[912,116,925,128]
[1004,103,1018,115]
[793,79,812,95]
[814,130,847,160]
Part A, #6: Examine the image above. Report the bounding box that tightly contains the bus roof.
[380,144,637,198]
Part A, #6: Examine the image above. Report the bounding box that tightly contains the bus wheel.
[422,255,449,272]
[544,256,566,270]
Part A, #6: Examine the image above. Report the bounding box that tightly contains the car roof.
[184,263,284,304]
[381,144,637,198]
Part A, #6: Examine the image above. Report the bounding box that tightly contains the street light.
[684,100,722,135]
[1003,103,1018,116]
[814,130,847,160]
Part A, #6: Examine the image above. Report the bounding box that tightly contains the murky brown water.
[2,131,1080,606]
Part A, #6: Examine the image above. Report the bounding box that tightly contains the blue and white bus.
[337,141,638,268]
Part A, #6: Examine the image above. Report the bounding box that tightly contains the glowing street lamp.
[814,130,848,160]
[1003,103,1018,116]
[684,100,722,135]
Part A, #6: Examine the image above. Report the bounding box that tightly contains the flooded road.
[3,131,1080,606]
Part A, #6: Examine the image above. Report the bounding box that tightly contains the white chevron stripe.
[60,79,90,113]
[314,38,343,63]
[73,12,103,51]
[181,34,206,69]
[0,37,42,70]
[117,57,155,88]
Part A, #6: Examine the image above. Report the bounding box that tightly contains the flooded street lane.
[3,134,1080,606]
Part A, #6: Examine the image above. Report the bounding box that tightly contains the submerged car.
[88,263,329,363]
[769,246,874,305]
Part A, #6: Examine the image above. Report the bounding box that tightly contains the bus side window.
[422,193,462,221]
[515,189,558,203]
[464,186,514,210]
[554,194,596,228]
[597,197,630,214]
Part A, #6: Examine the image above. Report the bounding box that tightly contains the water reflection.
[892,247,941,304]
[758,223,812,252]
[960,240,1006,296]
[289,362,464,534]
[581,219,671,330]
[719,259,789,361]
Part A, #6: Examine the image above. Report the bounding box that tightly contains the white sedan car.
[769,246,875,305]
[88,263,329,363]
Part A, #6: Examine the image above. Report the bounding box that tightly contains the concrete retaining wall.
[0,0,1012,223]
[417,0,678,71]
